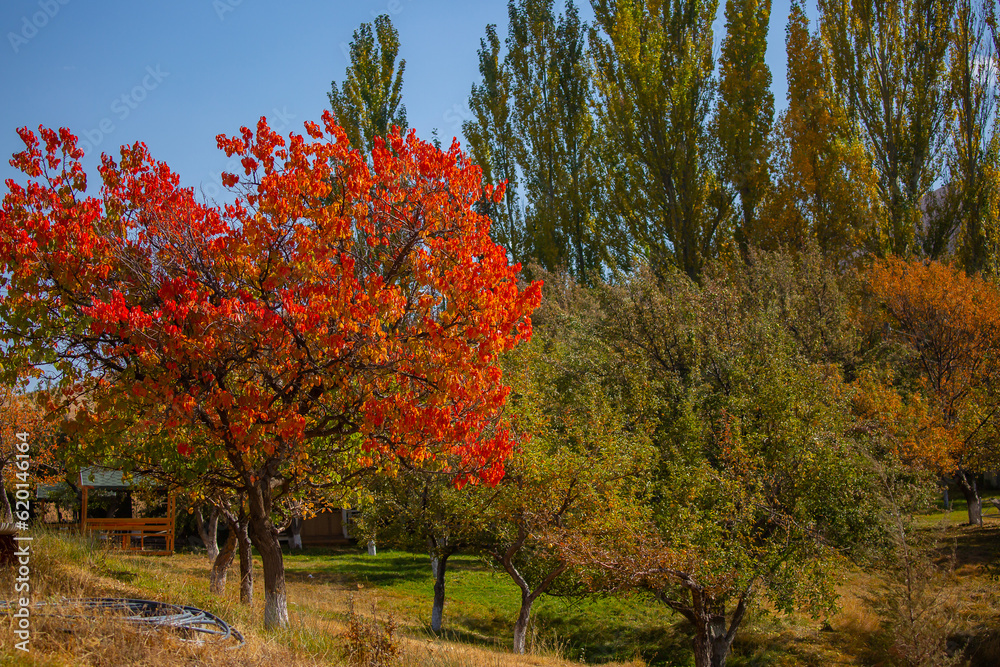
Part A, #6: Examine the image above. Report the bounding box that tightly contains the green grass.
[914,488,1000,528]
[9,502,1000,666]
[279,546,678,664]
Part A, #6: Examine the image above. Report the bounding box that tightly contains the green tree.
[464,24,527,263]
[481,271,652,654]
[328,14,407,157]
[565,256,882,667]
[356,466,477,635]
[819,0,955,256]
[716,0,774,258]
[468,0,607,282]
[946,0,1000,273]
[590,0,728,280]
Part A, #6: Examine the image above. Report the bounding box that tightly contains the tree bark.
[512,591,535,655]
[430,551,449,634]
[290,516,303,550]
[195,504,221,562]
[209,525,237,594]
[0,472,14,525]
[236,513,254,605]
[955,468,982,526]
[495,528,568,655]
[246,478,288,629]
[683,589,749,667]
[692,614,734,667]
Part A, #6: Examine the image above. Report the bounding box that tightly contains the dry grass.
[2,520,998,666]
[0,530,646,666]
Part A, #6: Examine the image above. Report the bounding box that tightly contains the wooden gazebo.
[78,468,176,555]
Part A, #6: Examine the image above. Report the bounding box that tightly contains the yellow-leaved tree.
[867,257,1000,525]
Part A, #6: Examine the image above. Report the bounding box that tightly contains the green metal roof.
[78,467,146,489]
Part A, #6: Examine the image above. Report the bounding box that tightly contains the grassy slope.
[1,500,998,666]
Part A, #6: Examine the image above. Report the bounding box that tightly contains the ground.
[0,497,998,666]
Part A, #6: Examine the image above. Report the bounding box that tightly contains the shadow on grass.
[282,548,498,589]
[928,523,1000,570]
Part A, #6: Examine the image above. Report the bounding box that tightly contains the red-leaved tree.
[0,113,541,627]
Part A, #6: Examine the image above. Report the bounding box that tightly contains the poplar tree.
[328,14,407,157]
[945,0,1000,272]
[590,0,728,280]
[766,1,881,261]
[466,1,607,283]
[819,0,955,256]
[464,24,527,264]
[716,0,774,257]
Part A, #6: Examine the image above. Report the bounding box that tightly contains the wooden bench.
[82,517,174,555]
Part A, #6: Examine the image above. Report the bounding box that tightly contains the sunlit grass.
[2,518,999,665]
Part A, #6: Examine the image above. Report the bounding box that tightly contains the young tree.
[0,118,541,628]
[590,0,728,280]
[866,257,1000,525]
[356,465,479,634]
[329,14,407,158]
[819,0,955,256]
[476,273,651,654]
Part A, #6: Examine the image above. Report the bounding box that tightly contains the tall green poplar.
[590,0,728,280]
[464,24,527,264]
[328,14,407,157]
[716,0,774,257]
[946,0,1000,272]
[819,0,955,256]
[466,1,607,283]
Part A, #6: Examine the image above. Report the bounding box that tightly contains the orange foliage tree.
[0,114,541,627]
[0,384,59,526]
[867,257,1000,525]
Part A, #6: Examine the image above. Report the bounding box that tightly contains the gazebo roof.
[78,467,146,490]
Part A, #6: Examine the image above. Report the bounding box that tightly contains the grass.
[913,488,1000,529]
[1,500,999,666]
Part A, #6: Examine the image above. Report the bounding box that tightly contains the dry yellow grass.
[3,521,999,666]
[0,531,646,667]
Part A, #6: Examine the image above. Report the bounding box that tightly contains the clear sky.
[1,0,810,198]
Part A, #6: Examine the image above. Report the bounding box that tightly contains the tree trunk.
[0,473,14,525]
[430,552,449,634]
[236,514,254,605]
[196,505,221,562]
[955,469,982,526]
[209,525,237,594]
[246,479,288,629]
[692,614,734,667]
[512,592,535,655]
[290,516,303,550]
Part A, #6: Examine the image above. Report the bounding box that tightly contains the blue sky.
[1,0,810,198]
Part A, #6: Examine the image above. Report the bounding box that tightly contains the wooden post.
[167,491,176,555]
[80,486,89,536]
